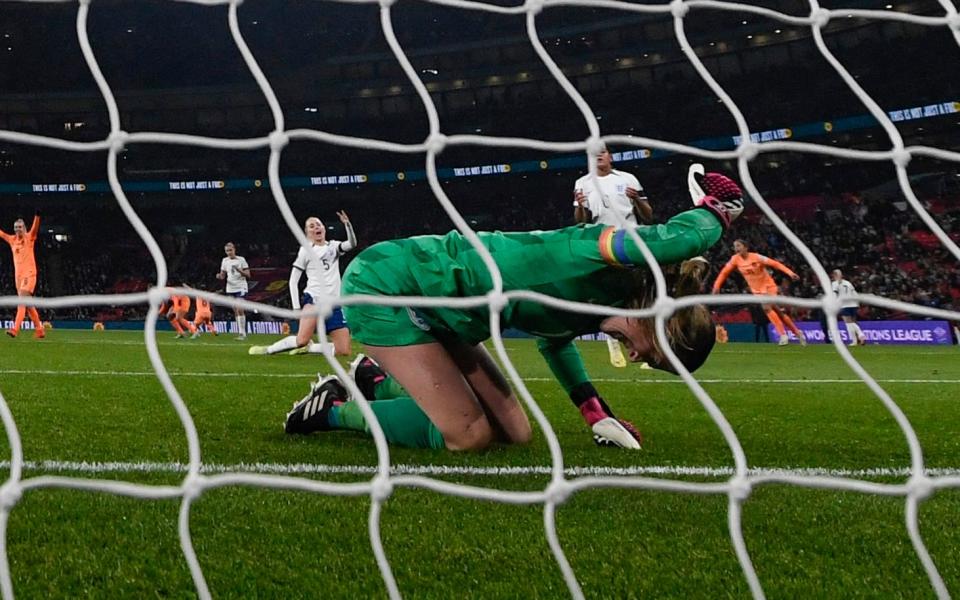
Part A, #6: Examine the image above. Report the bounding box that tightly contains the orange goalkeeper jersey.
[0,215,40,277]
[713,252,797,294]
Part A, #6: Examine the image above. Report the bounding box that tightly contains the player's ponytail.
[673,257,709,297]
[664,258,716,373]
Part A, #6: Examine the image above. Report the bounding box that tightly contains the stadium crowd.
[3,167,957,325]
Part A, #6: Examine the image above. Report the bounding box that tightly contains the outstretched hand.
[687,163,744,228]
[336,210,350,224]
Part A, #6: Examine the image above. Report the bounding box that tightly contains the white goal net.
[0,0,959,598]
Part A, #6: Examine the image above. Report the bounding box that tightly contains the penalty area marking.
[0,369,958,385]
[2,460,960,479]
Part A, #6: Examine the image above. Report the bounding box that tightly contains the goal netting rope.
[1,0,959,597]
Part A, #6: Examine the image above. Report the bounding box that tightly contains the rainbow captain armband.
[598,227,634,267]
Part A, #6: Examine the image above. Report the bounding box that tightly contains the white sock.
[851,322,865,343]
[844,322,856,344]
[266,336,300,354]
[307,342,334,355]
[238,315,246,335]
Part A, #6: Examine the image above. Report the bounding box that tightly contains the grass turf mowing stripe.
[3,460,959,478]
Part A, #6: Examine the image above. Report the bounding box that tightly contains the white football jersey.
[220,256,249,293]
[832,278,859,308]
[573,169,643,227]
[293,241,346,300]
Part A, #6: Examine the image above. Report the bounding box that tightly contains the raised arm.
[27,212,40,240]
[578,171,741,269]
[337,211,357,253]
[761,256,799,280]
[582,208,725,269]
[711,259,737,293]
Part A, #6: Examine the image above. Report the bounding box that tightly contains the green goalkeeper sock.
[331,397,445,450]
[373,375,408,401]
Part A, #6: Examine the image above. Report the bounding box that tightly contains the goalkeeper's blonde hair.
[628,258,716,373]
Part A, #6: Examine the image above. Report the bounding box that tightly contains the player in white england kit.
[831,269,866,346]
[217,242,251,340]
[249,211,357,356]
[573,146,653,368]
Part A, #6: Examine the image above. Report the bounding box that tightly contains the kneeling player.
[249,211,356,357]
[280,169,745,451]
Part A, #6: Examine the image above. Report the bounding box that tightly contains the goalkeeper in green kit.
[283,166,745,451]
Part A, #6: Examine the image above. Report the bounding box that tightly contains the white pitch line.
[2,460,960,479]
[45,339,249,347]
[1,369,958,384]
[0,369,309,378]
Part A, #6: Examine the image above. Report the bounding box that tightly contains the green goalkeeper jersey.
[342,208,723,391]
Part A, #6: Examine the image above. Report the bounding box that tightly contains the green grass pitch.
[0,330,958,598]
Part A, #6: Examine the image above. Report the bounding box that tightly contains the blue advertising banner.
[768,320,954,345]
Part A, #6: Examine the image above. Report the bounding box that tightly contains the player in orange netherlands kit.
[191,295,217,338]
[712,239,807,346]
[1,212,45,339]
[163,290,196,339]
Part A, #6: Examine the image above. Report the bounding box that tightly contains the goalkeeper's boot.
[777,334,789,346]
[797,330,807,346]
[592,417,643,450]
[248,345,269,355]
[348,353,387,401]
[284,375,348,434]
[288,345,310,356]
[190,331,201,340]
[34,328,45,340]
[687,164,745,228]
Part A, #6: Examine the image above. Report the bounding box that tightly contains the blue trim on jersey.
[226,290,247,298]
[612,230,631,265]
[839,307,858,318]
[301,293,349,333]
